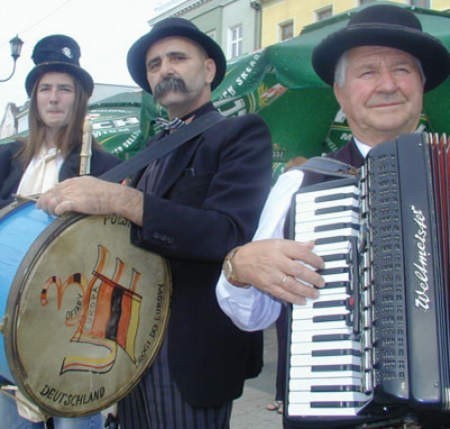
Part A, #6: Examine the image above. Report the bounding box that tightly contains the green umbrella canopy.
[88,91,144,159]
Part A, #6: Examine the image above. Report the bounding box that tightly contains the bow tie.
[154,117,186,131]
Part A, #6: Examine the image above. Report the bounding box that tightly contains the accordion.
[286,133,450,428]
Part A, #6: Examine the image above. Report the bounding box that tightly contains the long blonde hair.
[18,73,89,167]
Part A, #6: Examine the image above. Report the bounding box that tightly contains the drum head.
[4,212,171,417]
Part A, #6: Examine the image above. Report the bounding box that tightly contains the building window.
[229,24,243,59]
[409,0,430,6]
[279,20,294,41]
[316,6,332,22]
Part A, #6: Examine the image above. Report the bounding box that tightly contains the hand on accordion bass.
[229,238,325,304]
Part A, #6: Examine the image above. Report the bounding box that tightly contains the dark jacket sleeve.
[0,141,23,209]
[131,113,273,262]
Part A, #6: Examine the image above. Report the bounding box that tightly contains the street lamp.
[0,35,24,83]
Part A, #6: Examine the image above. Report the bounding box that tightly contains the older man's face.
[334,46,424,146]
[145,36,216,118]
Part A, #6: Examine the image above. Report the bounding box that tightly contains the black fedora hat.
[25,34,94,97]
[127,17,226,94]
[312,4,450,92]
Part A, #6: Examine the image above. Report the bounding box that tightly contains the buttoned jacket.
[130,108,273,407]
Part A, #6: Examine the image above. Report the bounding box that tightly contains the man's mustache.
[154,77,188,99]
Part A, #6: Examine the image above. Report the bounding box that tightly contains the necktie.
[154,117,186,131]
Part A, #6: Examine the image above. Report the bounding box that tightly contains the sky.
[0,0,159,115]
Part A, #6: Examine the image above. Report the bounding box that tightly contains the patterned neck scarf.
[17,146,63,196]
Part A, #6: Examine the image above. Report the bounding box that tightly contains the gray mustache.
[154,77,187,99]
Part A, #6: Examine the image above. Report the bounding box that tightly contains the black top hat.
[312,4,450,92]
[127,17,226,94]
[25,34,94,97]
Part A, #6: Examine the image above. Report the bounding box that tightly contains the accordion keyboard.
[287,178,372,417]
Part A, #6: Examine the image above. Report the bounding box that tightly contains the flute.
[80,118,93,176]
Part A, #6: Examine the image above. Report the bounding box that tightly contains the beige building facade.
[260,0,450,47]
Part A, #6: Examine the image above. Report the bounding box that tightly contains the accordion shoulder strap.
[292,156,358,178]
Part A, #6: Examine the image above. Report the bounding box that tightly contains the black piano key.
[315,222,360,232]
[315,205,358,215]
[311,385,361,393]
[313,299,347,309]
[318,267,349,276]
[311,364,361,372]
[325,281,350,291]
[313,314,347,323]
[315,192,358,203]
[315,236,353,245]
[311,401,367,408]
[311,349,361,357]
[312,333,352,342]
[321,253,347,262]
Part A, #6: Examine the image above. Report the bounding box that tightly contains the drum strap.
[100,111,225,183]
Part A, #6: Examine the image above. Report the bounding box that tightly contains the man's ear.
[204,58,216,85]
[333,82,343,107]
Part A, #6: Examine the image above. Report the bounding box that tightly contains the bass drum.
[0,200,171,417]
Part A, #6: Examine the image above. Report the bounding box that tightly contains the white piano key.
[323,259,348,269]
[317,287,350,297]
[296,227,358,241]
[290,340,360,355]
[291,319,352,333]
[314,242,352,255]
[291,305,350,319]
[289,376,361,391]
[295,208,359,223]
[322,272,350,283]
[290,366,360,379]
[290,353,361,367]
[295,210,359,230]
[295,185,359,201]
[295,212,357,225]
[287,404,363,417]
[290,326,353,343]
[293,293,350,310]
[289,391,370,404]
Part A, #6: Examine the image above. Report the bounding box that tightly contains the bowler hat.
[25,34,94,96]
[312,4,450,92]
[127,17,226,94]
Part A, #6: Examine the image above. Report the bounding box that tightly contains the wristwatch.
[223,246,248,287]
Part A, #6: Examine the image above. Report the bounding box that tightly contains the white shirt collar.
[353,137,372,159]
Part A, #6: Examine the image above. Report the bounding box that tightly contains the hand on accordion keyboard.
[227,239,325,304]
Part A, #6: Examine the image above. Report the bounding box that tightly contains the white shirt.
[215,140,371,331]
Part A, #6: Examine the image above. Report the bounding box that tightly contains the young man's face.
[36,72,76,130]
[334,46,424,146]
[145,36,216,118]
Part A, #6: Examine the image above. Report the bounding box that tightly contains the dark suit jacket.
[130,107,273,407]
[0,140,121,208]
